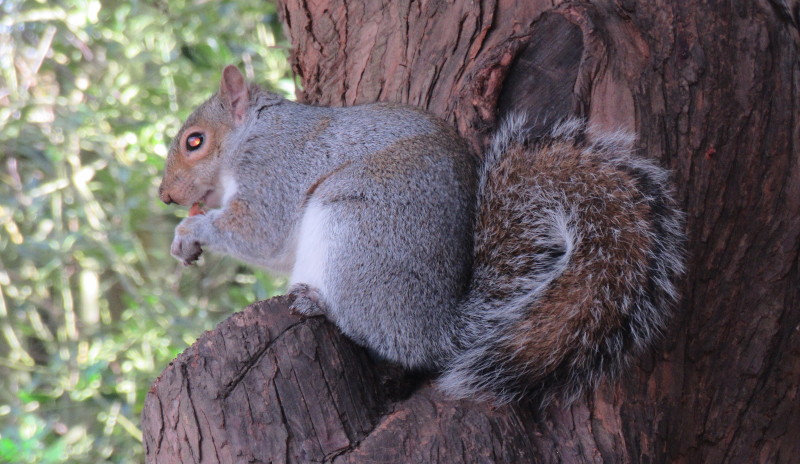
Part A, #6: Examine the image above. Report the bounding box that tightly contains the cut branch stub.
[142,297,389,463]
[456,8,593,151]
[456,4,647,151]
[142,297,564,463]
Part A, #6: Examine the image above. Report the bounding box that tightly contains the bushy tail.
[438,117,685,406]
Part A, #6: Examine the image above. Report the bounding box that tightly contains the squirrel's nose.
[159,185,176,205]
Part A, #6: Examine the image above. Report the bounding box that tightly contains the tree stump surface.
[144,1,800,462]
[143,297,550,463]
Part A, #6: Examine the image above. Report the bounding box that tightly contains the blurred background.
[0,0,293,462]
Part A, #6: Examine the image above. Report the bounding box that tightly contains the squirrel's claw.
[181,245,203,266]
[171,221,204,265]
[172,239,203,266]
[288,283,327,317]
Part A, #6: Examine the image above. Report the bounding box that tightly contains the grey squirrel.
[159,65,685,405]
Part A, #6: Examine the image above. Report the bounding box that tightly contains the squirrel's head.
[159,65,250,207]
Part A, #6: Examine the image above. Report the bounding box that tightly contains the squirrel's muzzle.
[158,184,175,205]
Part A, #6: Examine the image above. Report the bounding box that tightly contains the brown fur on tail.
[439,118,685,405]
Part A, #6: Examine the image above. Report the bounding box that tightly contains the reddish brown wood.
[143,1,800,462]
[142,297,392,463]
[142,297,545,463]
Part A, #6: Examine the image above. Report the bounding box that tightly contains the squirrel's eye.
[186,132,204,151]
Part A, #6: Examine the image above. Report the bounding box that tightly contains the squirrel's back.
[439,118,685,405]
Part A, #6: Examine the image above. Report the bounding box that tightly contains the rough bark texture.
[143,0,800,462]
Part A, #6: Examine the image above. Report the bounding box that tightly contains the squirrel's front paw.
[171,218,205,265]
[288,283,327,317]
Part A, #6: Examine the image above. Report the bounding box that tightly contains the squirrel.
[159,65,685,406]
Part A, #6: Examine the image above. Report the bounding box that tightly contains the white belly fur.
[289,201,329,295]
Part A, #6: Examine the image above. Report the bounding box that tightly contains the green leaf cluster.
[0,0,292,462]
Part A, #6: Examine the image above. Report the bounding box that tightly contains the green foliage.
[0,0,293,462]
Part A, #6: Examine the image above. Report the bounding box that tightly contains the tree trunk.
[143,1,800,462]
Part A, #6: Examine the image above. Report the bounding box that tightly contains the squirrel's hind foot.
[288,283,327,317]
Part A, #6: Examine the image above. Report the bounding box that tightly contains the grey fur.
[162,68,685,407]
[164,72,476,371]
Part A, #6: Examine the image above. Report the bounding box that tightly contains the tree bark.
[143,1,800,462]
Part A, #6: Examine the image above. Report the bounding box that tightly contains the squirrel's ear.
[220,65,249,125]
